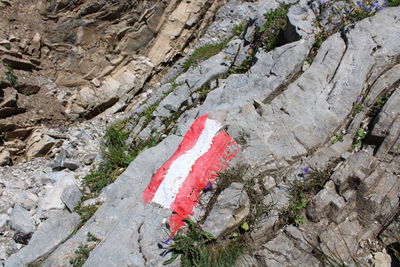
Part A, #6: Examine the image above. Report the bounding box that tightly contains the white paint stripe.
[152,118,222,209]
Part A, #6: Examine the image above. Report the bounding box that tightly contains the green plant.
[198,84,211,102]
[4,64,18,87]
[352,127,367,151]
[75,204,98,224]
[3,43,11,50]
[87,232,100,242]
[163,219,215,265]
[352,103,363,115]
[70,245,90,267]
[81,118,163,194]
[388,0,400,6]
[259,4,290,51]
[77,119,163,225]
[349,8,371,21]
[282,169,331,225]
[229,50,256,74]
[284,191,308,225]
[143,101,162,126]
[313,246,349,267]
[373,96,389,109]
[69,233,100,267]
[163,219,242,267]
[232,23,245,36]
[182,41,229,72]
[331,133,344,144]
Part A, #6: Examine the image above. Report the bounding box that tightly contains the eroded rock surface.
[1,0,400,266]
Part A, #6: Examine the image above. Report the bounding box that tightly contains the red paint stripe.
[142,114,208,203]
[169,131,239,234]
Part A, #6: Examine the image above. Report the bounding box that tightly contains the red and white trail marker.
[142,114,239,234]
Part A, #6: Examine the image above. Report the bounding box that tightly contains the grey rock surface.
[2,1,400,267]
[202,183,250,238]
[10,205,35,245]
[60,184,82,212]
[5,210,80,267]
[41,135,182,267]
[14,191,38,211]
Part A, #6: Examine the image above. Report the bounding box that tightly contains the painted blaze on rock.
[143,114,239,234]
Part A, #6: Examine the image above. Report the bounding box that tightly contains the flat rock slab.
[5,210,80,267]
[10,205,35,245]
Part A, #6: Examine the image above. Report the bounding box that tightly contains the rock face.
[0,0,223,165]
[2,0,400,266]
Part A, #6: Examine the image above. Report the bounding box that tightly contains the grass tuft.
[232,23,245,37]
[75,119,163,225]
[162,219,243,267]
[388,0,400,6]
[4,64,18,87]
[182,41,229,72]
[281,169,331,225]
[70,233,101,267]
[259,4,290,51]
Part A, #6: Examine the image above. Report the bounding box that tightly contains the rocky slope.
[1,0,400,266]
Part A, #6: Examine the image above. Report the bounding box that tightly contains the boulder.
[38,172,77,213]
[0,149,11,166]
[10,205,35,244]
[25,131,58,158]
[60,184,82,212]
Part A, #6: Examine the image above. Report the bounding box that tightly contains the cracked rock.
[202,182,250,238]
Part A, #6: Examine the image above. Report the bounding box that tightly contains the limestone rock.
[15,191,38,211]
[0,149,11,166]
[5,210,81,267]
[10,205,35,244]
[28,32,41,58]
[372,251,392,267]
[61,184,82,212]
[202,183,250,238]
[2,56,40,71]
[25,131,58,159]
[0,213,9,230]
[38,172,77,213]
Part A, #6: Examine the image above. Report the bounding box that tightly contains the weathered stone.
[15,191,38,211]
[0,88,17,108]
[40,171,73,185]
[10,205,35,244]
[25,131,58,159]
[61,184,82,212]
[28,32,41,58]
[379,219,400,246]
[5,210,80,267]
[82,153,96,165]
[2,56,40,71]
[306,180,345,222]
[255,232,320,266]
[202,183,250,238]
[38,172,77,213]
[0,213,9,230]
[0,149,11,166]
[372,251,392,267]
[63,160,80,171]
